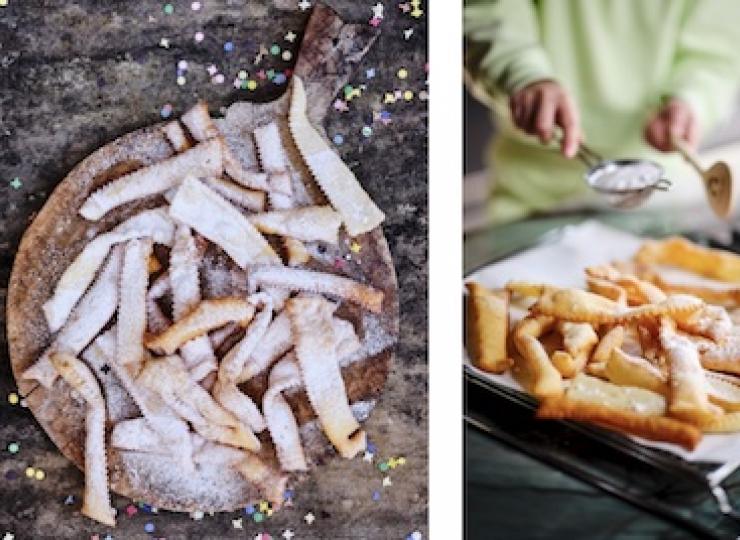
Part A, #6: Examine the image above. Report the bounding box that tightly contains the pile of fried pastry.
[20,77,386,526]
[467,237,740,452]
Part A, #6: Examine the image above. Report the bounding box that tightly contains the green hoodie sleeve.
[665,0,740,131]
[464,0,554,97]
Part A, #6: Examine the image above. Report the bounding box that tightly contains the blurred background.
[464,88,740,233]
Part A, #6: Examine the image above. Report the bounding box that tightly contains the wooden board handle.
[293,2,380,124]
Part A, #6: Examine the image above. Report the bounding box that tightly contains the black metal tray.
[464,223,740,539]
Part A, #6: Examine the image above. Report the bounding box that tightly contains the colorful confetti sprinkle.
[270,44,281,55]
[285,31,297,43]
[333,134,344,145]
[163,3,174,15]
[224,41,234,52]
[281,50,292,61]
[24,467,35,478]
[397,68,409,79]
[7,442,19,454]
[361,125,373,138]
[191,1,201,9]
[194,31,204,43]
[255,534,272,540]
[159,37,170,48]
[144,522,155,533]
[245,504,256,515]
[0,0,8,7]
[8,392,19,405]
[366,68,376,79]
[160,103,173,118]
[404,28,414,40]
[9,177,22,190]
[407,532,423,540]
[232,518,243,529]
[247,80,257,90]
[304,512,315,525]
[350,241,362,253]
[382,476,392,487]
[282,531,295,540]
[126,504,138,517]
[177,75,187,86]
[372,490,381,501]
[404,90,414,101]
[64,495,75,505]
[253,512,264,523]
[298,0,311,11]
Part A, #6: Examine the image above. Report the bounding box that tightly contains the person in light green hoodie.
[465,0,740,225]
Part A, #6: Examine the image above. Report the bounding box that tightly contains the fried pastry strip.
[146,272,171,334]
[604,348,668,395]
[465,282,511,373]
[288,296,366,459]
[145,298,255,355]
[219,294,273,382]
[91,328,195,468]
[635,236,740,283]
[237,311,293,383]
[80,139,222,220]
[551,321,598,378]
[249,266,384,313]
[700,412,740,433]
[701,345,740,374]
[263,354,308,471]
[204,176,266,212]
[81,329,139,422]
[50,353,116,526]
[138,355,260,451]
[289,76,384,236]
[24,246,123,388]
[43,207,174,332]
[254,121,288,173]
[222,149,271,191]
[660,321,723,425]
[585,264,667,304]
[248,206,342,244]
[511,315,563,399]
[532,288,702,324]
[706,371,740,412]
[536,397,701,450]
[651,274,740,307]
[110,417,172,454]
[675,305,733,342]
[566,373,666,416]
[586,277,627,305]
[181,100,221,141]
[169,224,218,380]
[212,294,273,433]
[587,325,624,376]
[169,176,279,268]
[162,121,192,152]
[117,238,152,368]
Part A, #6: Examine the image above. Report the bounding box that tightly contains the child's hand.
[644,98,698,152]
[509,80,582,158]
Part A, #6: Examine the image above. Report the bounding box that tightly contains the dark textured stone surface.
[0,1,427,538]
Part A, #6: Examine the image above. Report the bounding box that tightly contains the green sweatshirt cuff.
[498,47,556,95]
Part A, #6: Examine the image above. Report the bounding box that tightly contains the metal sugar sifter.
[570,139,672,209]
